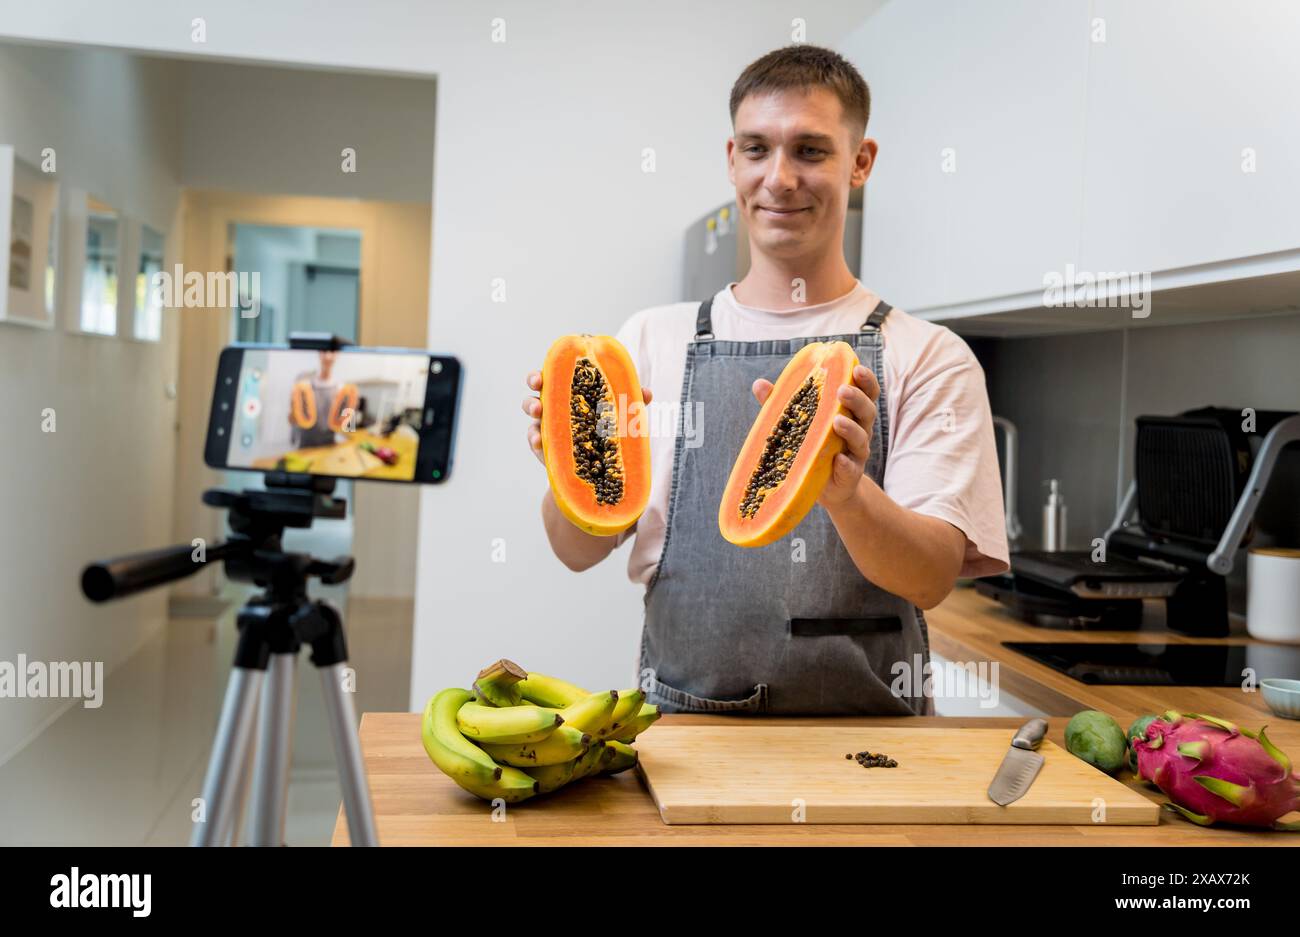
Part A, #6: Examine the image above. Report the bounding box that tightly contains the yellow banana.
[480,725,592,767]
[527,740,611,793]
[597,689,645,739]
[556,690,619,735]
[516,671,591,709]
[572,743,616,782]
[526,755,581,794]
[472,658,527,707]
[457,700,563,744]
[612,705,661,743]
[421,689,538,802]
[599,740,638,775]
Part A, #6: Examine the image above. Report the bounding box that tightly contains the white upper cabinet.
[1080,0,1300,277]
[847,0,1090,313]
[846,0,1300,327]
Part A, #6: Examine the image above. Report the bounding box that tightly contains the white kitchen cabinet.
[1080,0,1300,278]
[849,0,1090,312]
[848,0,1300,331]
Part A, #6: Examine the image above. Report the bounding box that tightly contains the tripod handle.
[82,541,232,603]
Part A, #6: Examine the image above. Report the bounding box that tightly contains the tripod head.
[81,472,355,604]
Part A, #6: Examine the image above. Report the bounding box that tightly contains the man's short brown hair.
[729,45,871,141]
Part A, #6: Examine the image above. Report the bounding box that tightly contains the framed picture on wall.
[76,194,121,336]
[131,222,165,342]
[0,146,61,329]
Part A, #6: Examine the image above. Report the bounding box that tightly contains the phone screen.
[208,346,458,483]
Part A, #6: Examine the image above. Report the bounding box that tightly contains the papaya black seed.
[569,357,625,506]
[739,374,822,520]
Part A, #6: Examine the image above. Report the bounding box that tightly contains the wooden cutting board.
[634,725,1160,825]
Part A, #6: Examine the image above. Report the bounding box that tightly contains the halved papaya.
[541,335,650,536]
[328,383,360,432]
[291,381,316,429]
[718,341,860,548]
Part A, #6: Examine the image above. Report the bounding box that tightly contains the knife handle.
[1011,718,1049,751]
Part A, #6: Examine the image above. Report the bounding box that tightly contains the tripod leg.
[317,662,378,846]
[224,686,261,846]
[191,667,265,847]
[250,651,298,846]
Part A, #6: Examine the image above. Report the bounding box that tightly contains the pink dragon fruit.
[1132,710,1300,831]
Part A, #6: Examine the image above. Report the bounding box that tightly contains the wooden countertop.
[333,587,1300,846]
[926,585,1292,726]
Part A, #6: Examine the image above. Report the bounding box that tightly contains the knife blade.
[987,718,1049,806]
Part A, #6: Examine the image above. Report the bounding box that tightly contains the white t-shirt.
[610,280,1010,585]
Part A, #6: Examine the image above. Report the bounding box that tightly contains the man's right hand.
[523,370,653,466]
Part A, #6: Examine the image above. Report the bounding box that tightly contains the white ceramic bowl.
[1260,678,1300,720]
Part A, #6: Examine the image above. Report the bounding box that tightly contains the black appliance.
[978,408,1300,637]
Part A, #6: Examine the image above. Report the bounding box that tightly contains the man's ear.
[853,137,878,188]
[725,137,736,186]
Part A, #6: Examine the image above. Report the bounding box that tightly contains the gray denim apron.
[638,296,934,716]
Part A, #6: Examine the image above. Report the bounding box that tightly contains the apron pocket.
[646,675,768,714]
[767,625,924,716]
[789,616,902,637]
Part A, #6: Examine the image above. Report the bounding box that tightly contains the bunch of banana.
[421,659,661,803]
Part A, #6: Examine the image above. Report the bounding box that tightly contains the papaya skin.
[538,335,651,537]
[718,341,861,548]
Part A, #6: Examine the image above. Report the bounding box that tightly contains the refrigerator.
[680,189,863,302]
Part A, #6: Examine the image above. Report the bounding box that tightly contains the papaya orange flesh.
[291,381,317,429]
[718,341,860,548]
[328,384,359,432]
[540,335,650,536]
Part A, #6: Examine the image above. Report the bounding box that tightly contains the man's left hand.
[750,363,879,509]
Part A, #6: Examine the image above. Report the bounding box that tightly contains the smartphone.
[205,344,461,484]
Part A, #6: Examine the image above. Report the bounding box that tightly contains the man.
[291,350,343,450]
[522,45,1009,715]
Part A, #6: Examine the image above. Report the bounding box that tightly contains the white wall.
[0,0,884,708]
[180,59,436,203]
[405,2,885,701]
[0,42,184,761]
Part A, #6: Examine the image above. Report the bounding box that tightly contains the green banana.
[611,705,661,743]
[597,688,645,739]
[556,690,620,735]
[421,690,538,802]
[480,725,592,767]
[516,672,591,709]
[457,700,564,744]
[600,740,638,775]
[472,658,527,707]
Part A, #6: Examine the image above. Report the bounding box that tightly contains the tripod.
[83,473,378,846]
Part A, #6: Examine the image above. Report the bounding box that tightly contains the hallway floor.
[0,593,413,846]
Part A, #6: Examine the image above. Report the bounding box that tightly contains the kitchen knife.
[987,718,1049,806]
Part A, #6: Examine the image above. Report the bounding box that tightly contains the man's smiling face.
[728,86,874,264]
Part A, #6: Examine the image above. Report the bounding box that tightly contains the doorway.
[224,222,363,585]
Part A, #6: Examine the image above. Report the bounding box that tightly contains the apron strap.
[698,294,892,338]
[860,299,893,331]
[694,297,715,341]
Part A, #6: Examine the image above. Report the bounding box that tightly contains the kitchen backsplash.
[971,310,1300,619]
